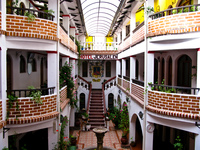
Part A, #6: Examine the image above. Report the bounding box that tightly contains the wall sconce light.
[3,127,10,139]
[118,90,122,95]
[138,111,143,120]
[195,122,200,129]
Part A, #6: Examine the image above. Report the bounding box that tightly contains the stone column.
[130,56,136,92]
[147,52,154,85]
[145,123,154,150]
[195,133,200,150]
[47,52,57,92]
[70,26,76,38]
[48,0,59,23]
[197,49,200,95]
[0,0,8,149]
[62,56,69,66]
[62,15,70,34]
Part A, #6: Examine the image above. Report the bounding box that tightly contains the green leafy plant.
[109,106,121,128]
[172,9,177,14]
[119,103,129,136]
[190,6,196,12]
[82,112,89,119]
[146,6,154,15]
[174,136,183,150]
[60,63,77,108]
[2,147,9,150]
[54,116,70,150]
[28,86,42,104]
[7,94,19,119]
[24,12,36,22]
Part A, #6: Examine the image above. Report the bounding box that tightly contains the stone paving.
[71,121,131,150]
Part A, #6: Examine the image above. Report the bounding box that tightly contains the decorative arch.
[177,54,192,87]
[106,61,111,77]
[80,93,86,111]
[20,2,26,15]
[108,93,114,110]
[82,61,88,77]
[20,55,26,73]
[136,59,139,79]
[7,54,13,93]
[161,58,165,83]
[32,58,37,72]
[154,58,158,84]
[130,114,143,148]
[167,56,172,85]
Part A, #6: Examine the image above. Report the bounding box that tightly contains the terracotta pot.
[121,136,128,144]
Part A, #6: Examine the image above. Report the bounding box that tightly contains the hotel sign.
[80,54,118,60]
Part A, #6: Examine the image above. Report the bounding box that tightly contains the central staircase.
[88,89,105,129]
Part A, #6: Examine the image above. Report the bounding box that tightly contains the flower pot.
[121,136,128,144]
[70,138,77,146]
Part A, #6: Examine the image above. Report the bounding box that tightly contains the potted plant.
[109,106,121,128]
[82,112,89,121]
[121,133,128,144]
[130,137,136,147]
[70,134,77,146]
[119,103,129,134]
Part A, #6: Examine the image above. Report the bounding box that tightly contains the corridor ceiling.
[80,0,121,36]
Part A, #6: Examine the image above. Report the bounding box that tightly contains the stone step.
[89,115,104,119]
[89,109,104,112]
[90,106,103,109]
[89,119,104,122]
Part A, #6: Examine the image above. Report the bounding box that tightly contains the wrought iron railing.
[7,6,55,21]
[149,4,200,20]
[132,79,144,87]
[123,76,130,81]
[148,84,200,95]
[6,87,55,97]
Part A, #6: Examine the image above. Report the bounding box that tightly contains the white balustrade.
[81,42,119,51]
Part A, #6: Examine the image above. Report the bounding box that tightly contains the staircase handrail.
[78,76,92,114]
[102,76,116,115]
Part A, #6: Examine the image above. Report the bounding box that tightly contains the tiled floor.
[71,121,131,150]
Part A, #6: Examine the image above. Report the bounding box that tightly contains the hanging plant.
[7,94,20,119]
[60,63,77,108]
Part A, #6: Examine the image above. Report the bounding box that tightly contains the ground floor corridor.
[70,121,142,150]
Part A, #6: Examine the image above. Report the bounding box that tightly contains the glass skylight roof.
[81,0,121,36]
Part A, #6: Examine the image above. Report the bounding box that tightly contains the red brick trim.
[197,48,200,51]
[62,15,70,18]
[146,105,200,120]
[46,51,57,54]
[7,112,59,125]
[70,26,76,28]
[75,33,79,35]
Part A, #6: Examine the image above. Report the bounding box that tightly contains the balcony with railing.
[148,4,200,37]
[81,42,118,51]
[4,6,77,53]
[117,76,200,120]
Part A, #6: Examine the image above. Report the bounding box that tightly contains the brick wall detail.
[118,81,200,120]
[60,86,69,111]
[0,101,6,129]
[123,79,130,91]
[131,83,144,102]
[118,78,122,86]
[148,91,200,114]
[148,12,200,36]
[7,94,59,124]
[6,14,57,40]
[118,25,144,52]
[59,27,77,53]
